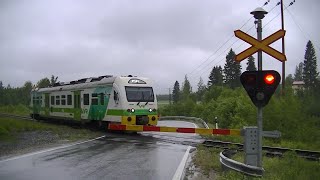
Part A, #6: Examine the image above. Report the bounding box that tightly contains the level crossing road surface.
[0,120,203,180]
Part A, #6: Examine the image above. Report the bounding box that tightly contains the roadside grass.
[0,117,103,142]
[0,104,30,116]
[194,145,320,180]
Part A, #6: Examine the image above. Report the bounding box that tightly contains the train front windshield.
[125,87,154,102]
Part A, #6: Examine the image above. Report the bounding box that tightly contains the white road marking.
[171,121,197,180]
[0,135,106,163]
[172,146,192,180]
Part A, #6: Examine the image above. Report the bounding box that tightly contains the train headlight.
[148,108,152,112]
[131,108,135,113]
[153,108,156,112]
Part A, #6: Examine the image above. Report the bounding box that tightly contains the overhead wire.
[186,1,272,78]
[187,1,280,83]
[284,2,320,51]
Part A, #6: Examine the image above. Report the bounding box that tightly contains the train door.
[44,93,50,116]
[73,91,81,121]
[88,87,112,121]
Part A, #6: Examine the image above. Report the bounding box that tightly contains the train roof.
[34,75,152,93]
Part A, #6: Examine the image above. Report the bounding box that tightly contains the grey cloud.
[0,0,319,93]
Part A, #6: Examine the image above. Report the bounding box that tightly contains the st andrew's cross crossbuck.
[234,29,286,62]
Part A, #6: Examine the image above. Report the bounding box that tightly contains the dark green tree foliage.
[208,66,223,87]
[294,62,304,81]
[224,49,241,88]
[50,75,59,86]
[182,75,191,99]
[0,81,3,105]
[172,81,180,104]
[303,40,319,89]
[21,81,33,105]
[246,56,257,71]
[37,78,50,88]
[197,77,206,101]
[0,82,33,105]
[285,74,294,86]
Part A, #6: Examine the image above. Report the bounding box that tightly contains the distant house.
[292,81,305,93]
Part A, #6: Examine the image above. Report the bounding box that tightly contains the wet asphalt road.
[0,121,203,180]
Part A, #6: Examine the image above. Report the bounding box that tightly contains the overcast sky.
[0,0,319,94]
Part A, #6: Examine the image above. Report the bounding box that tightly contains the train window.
[84,94,89,105]
[100,93,104,105]
[51,96,55,105]
[61,95,66,105]
[56,96,60,105]
[91,93,98,105]
[114,91,119,102]
[125,87,154,102]
[67,95,72,105]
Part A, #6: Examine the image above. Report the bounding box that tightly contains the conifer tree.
[182,75,191,99]
[208,66,223,87]
[224,49,241,88]
[303,41,319,89]
[172,81,180,104]
[294,62,304,81]
[246,56,257,71]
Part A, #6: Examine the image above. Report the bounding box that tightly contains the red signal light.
[264,74,275,85]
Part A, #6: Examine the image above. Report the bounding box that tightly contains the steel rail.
[204,140,320,161]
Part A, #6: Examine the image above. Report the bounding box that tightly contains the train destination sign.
[234,29,286,62]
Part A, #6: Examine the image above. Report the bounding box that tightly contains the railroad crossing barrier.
[108,124,241,136]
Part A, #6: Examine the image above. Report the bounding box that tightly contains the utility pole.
[281,0,286,94]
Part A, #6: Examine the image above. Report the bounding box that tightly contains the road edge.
[172,146,192,180]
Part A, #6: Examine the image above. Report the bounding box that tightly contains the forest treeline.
[0,75,58,105]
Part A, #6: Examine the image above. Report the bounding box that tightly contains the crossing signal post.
[240,70,281,108]
[233,7,286,169]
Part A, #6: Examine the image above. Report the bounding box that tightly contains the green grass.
[194,145,320,180]
[0,104,30,116]
[0,117,103,142]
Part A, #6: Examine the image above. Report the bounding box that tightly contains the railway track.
[1,113,319,161]
[203,140,320,161]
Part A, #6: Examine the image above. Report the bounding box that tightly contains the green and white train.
[30,75,158,126]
